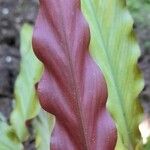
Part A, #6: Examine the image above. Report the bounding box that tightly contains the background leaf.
[143,138,150,150]
[10,24,43,141]
[33,110,54,150]
[81,0,144,149]
[0,113,23,150]
[33,0,117,149]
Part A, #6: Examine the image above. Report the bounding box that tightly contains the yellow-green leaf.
[81,0,144,149]
[33,110,55,150]
[10,24,43,141]
[0,114,23,150]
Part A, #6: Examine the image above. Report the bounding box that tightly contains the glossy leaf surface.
[33,0,117,149]
[10,24,43,141]
[81,0,144,149]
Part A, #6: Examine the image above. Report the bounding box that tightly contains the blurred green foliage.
[127,0,150,51]
[127,0,150,26]
[143,138,150,150]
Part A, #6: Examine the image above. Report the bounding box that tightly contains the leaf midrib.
[57,1,89,149]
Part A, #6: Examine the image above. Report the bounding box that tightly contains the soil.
[0,0,149,149]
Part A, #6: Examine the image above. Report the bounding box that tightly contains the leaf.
[143,138,150,150]
[33,0,117,149]
[81,0,144,149]
[10,24,43,141]
[0,113,23,150]
[33,109,54,150]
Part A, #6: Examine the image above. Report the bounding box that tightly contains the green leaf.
[0,114,23,150]
[10,24,43,141]
[144,138,150,150]
[33,110,55,150]
[81,0,144,149]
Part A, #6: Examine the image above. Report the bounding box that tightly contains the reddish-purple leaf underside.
[32,0,117,149]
